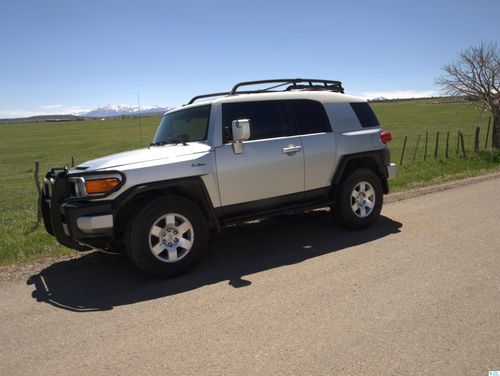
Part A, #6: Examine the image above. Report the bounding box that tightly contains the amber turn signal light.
[85,178,120,194]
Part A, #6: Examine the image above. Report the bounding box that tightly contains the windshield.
[153,105,211,144]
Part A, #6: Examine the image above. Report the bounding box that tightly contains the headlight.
[69,173,124,197]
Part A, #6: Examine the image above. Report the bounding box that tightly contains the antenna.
[137,92,143,146]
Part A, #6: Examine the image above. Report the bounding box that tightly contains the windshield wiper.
[167,138,188,146]
[149,137,189,147]
[148,141,168,147]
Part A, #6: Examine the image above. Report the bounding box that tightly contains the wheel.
[125,195,209,277]
[332,168,383,230]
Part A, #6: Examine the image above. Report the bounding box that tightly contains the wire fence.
[395,118,493,166]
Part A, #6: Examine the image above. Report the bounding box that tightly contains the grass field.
[0,98,499,265]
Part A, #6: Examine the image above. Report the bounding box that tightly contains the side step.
[220,198,335,227]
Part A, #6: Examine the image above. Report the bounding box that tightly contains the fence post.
[413,134,421,161]
[485,117,491,149]
[434,131,440,159]
[34,161,41,224]
[456,131,460,155]
[424,131,428,161]
[400,135,407,166]
[445,131,450,158]
[459,131,466,158]
[71,156,75,168]
[474,127,480,154]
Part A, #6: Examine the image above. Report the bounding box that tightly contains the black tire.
[125,195,209,277]
[332,168,383,230]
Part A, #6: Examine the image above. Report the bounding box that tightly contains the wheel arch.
[113,177,221,236]
[332,150,390,194]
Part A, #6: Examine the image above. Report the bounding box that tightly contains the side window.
[350,102,380,128]
[291,100,331,134]
[222,101,288,142]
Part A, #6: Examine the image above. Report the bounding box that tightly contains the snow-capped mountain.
[83,104,170,117]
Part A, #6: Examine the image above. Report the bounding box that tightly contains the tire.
[332,168,383,230]
[125,195,209,277]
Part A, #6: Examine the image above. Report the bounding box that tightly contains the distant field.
[0,98,499,265]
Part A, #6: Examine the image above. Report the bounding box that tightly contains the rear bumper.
[387,163,397,179]
[41,169,115,251]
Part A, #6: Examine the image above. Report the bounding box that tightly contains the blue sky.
[0,0,499,118]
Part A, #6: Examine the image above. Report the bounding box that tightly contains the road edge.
[386,171,500,203]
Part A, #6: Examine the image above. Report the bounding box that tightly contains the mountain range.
[83,104,170,117]
[0,104,172,123]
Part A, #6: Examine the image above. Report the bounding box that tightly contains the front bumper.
[41,168,115,251]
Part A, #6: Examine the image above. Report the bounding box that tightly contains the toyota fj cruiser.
[40,78,396,276]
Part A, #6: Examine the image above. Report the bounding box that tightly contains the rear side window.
[290,100,331,134]
[350,102,380,128]
[222,101,288,141]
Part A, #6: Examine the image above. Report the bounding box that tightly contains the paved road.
[1,178,499,375]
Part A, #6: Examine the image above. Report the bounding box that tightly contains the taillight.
[380,131,392,144]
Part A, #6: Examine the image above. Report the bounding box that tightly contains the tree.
[436,43,500,149]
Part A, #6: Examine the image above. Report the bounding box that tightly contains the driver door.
[215,100,305,212]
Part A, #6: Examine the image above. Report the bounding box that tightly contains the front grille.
[43,177,55,198]
[69,181,77,196]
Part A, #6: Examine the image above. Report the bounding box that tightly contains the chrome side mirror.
[231,119,251,155]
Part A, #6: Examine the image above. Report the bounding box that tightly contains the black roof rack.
[187,78,344,105]
[187,92,231,105]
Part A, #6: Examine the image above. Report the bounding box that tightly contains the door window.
[290,100,331,134]
[222,101,289,142]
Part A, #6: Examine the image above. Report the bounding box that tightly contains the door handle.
[282,145,302,155]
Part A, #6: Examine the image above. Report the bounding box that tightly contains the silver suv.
[40,79,396,276]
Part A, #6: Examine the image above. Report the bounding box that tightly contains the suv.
[40,78,396,277]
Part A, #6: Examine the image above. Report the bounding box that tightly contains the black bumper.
[41,169,114,251]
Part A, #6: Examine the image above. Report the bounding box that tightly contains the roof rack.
[187,78,344,105]
[188,92,231,105]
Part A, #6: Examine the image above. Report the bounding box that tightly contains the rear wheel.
[125,195,209,277]
[332,168,383,230]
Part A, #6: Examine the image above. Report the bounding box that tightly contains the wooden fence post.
[71,156,75,168]
[400,136,407,165]
[474,127,480,153]
[413,134,421,161]
[456,131,460,155]
[445,131,450,158]
[434,131,440,159]
[485,117,491,149]
[34,161,41,224]
[459,132,466,158]
[424,131,428,161]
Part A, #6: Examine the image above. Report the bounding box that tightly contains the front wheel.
[125,195,209,277]
[332,168,383,230]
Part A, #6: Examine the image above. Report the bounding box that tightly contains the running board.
[220,198,335,226]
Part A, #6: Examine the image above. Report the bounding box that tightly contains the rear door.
[215,100,304,209]
[289,100,336,192]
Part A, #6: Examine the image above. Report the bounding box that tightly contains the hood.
[76,142,211,170]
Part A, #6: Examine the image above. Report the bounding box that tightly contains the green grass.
[0,116,160,265]
[0,98,499,265]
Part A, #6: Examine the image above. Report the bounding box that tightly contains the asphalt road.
[1,178,499,375]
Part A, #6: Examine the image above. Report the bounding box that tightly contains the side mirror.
[231,119,251,154]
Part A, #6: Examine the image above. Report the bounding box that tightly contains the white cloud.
[0,105,90,119]
[359,90,437,100]
[39,104,64,110]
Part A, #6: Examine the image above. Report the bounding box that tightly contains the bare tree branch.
[437,42,500,148]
